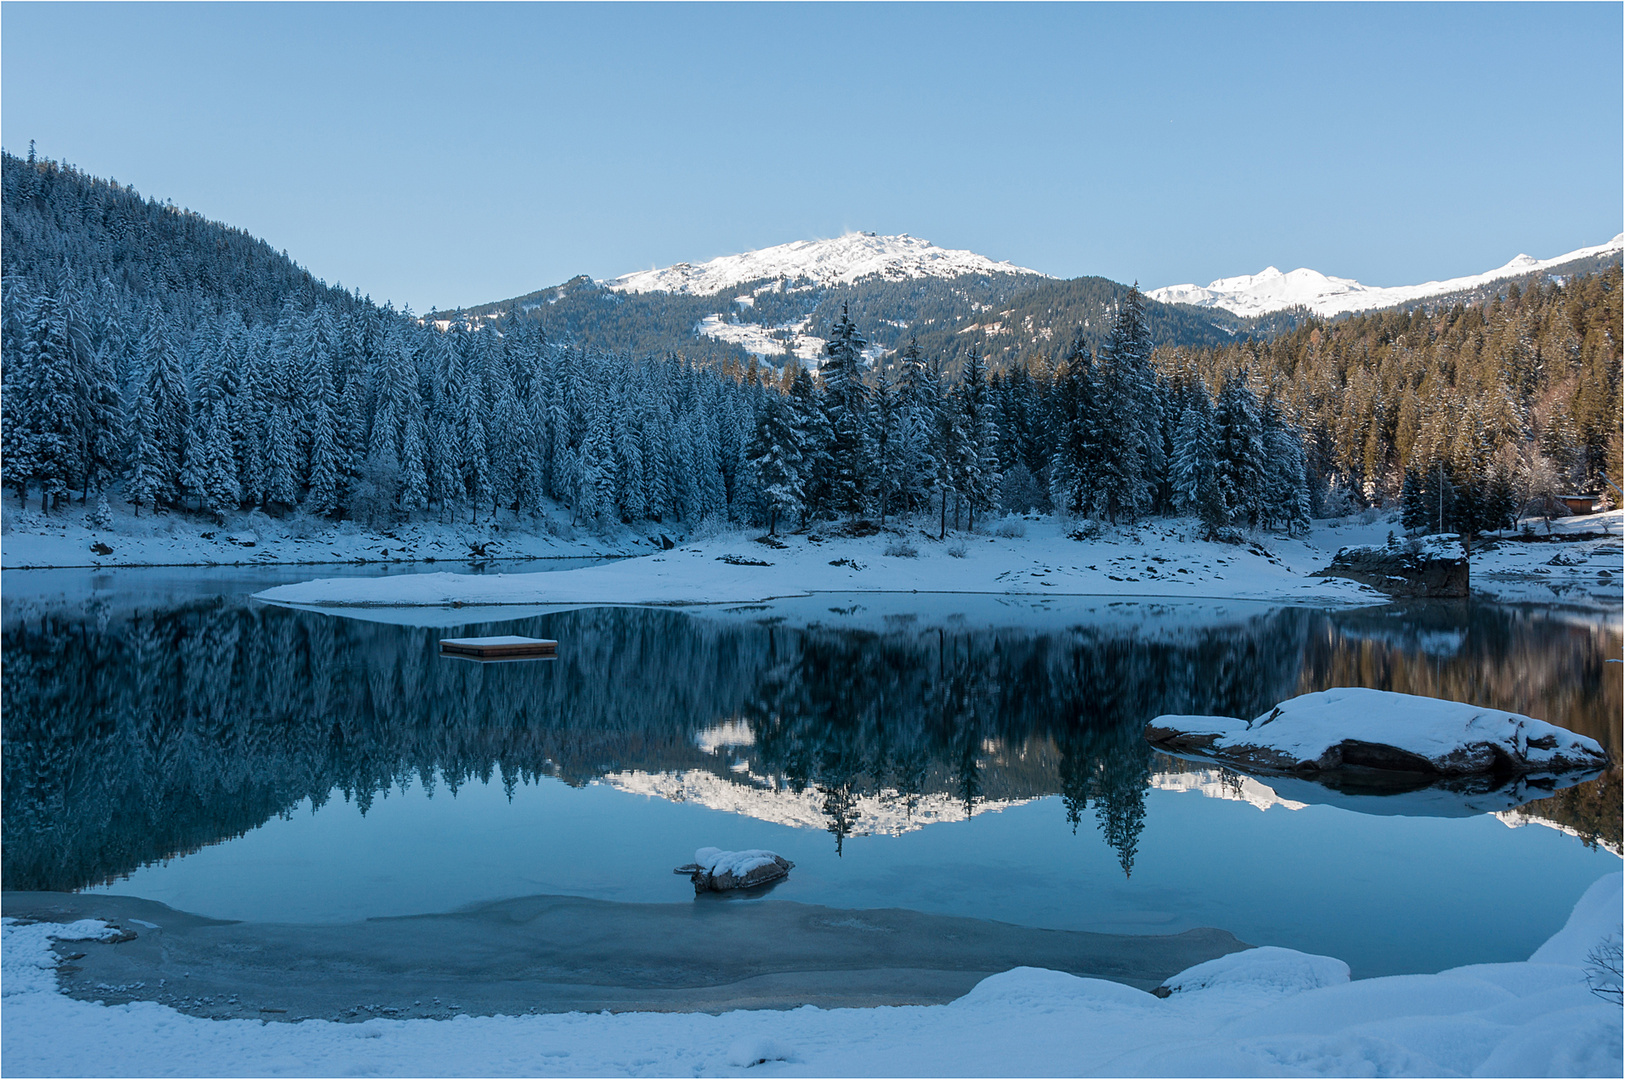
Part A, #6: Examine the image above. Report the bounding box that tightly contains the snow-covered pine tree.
[748,391,804,535]
[1260,396,1311,535]
[933,361,967,537]
[128,309,191,511]
[894,337,938,517]
[398,408,429,515]
[16,284,85,509]
[820,304,869,518]
[1215,370,1266,529]
[612,386,646,523]
[1099,285,1163,512]
[201,399,241,519]
[790,365,833,525]
[1171,380,1227,535]
[869,370,900,522]
[1048,332,1102,518]
[1093,311,1149,523]
[1399,467,1427,534]
[955,348,1000,532]
[302,337,343,518]
[574,390,616,524]
[1,279,37,503]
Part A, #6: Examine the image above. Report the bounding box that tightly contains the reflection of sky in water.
[89,767,1620,980]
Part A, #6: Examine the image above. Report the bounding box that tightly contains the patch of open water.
[3,569,1619,979]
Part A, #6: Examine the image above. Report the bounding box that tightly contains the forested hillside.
[1,150,1311,539]
[4,148,1613,545]
[461,262,1246,374]
[1154,270,1623,524]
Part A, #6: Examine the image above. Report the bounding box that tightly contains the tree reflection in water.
[3,596,1619,893]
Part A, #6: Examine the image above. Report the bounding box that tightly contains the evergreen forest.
[3,149,1618,543]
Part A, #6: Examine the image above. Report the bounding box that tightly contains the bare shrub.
[1586,934,1623,1004]
[883,540,918,558]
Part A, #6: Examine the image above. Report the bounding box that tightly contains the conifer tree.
[1215,371,1266,528]
[1048,333,1102,518]
[820,304,869,518]
[748,393,804,535]
[1172,381,1227,535]
[955,348,1000,531]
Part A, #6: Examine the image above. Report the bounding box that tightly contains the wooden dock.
[439,636,558,661]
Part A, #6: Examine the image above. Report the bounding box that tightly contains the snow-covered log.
[1145,688,1609,777]
[674,847,794,893]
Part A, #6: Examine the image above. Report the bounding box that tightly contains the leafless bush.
[1585,934,1623,1004]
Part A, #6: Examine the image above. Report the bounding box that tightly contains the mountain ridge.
[1148,234,1625,319]
[606,232,1048,296]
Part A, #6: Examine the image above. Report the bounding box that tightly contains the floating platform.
[439,635,558,661]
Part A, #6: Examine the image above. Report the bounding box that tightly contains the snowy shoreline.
[253,517,1388,610]
[3,874,1619,1077]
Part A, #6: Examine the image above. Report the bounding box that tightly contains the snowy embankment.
[5,874,1619,1077]
[0,500,643,569]
[1469,510,1623,607]
[254,517,1383,609]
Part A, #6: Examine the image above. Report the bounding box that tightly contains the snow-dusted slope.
[606,233,1046,295]
[1148,234,1625,318]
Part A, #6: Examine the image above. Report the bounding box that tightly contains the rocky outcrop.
[675,848,794,893]
[1144,688,1610,778]
[1314,535,1468,598]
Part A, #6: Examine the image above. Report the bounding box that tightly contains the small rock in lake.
[675,847,794,893]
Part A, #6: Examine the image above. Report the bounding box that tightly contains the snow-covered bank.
[0,500,642,569]
[254,517,1384,609]
[1470,510,1623,609]
[5,874,1619,1077]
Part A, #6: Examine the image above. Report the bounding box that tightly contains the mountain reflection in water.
[3,593,1619,894]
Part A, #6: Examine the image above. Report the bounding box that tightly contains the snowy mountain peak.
[1148,233,1624,319]
[605,233,1048,296]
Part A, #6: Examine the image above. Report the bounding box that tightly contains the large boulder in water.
[1314,534,1468,598]
[1144,688,1609,777]
[675,848,794,893]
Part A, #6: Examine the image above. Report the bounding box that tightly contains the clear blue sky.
[4,2,1620,312]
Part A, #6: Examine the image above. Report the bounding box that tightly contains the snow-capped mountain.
[605,232,1047,295]
[1148,234,1625,319]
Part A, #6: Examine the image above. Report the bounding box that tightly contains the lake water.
[3,568,1619,979]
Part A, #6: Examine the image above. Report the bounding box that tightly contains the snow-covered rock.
[1148,234,1624,318]
[606,233,1045,295]
[1145,688,1609,777]
[1157,946,1351,1000]
[674,848,794,893]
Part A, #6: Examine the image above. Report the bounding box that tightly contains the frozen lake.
[3,568,1619,979]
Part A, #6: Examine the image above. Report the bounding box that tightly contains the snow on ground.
[0,498,644,569]
[1149,688,1610,776]
[1308,507,1622,613]
[5,874,1619,1077]
[1470,510,1623,609]
[1147,234,1625,318]
[254,517,1385,610]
